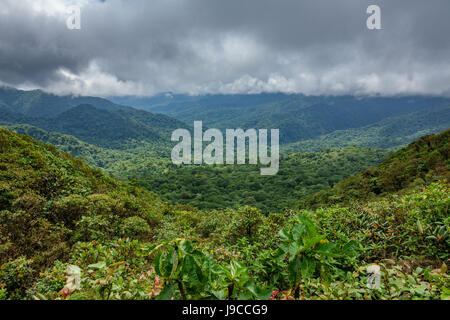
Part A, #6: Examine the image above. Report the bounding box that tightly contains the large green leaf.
[302,235,326,252]
[158,283,176,300]
[288,256,301,285]
[180,240,193,254]
[245,281,273,300]
[300,257,316,279]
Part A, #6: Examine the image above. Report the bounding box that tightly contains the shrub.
[0,257,35,299]
[51,194,89,226]
[120,216,151,239]
[224,207,264,244]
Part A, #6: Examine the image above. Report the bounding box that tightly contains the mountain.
[0,86,124,118]
[110,92,290,113]
[0,87,188,150]
[113,93,450,145]
[0,128,167,272]
[301,129,450,208]
[1,124,125,168]
[282,103,450,152]
[35,104,176,149]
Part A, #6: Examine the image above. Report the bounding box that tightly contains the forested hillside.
[1,124,125,168]
[0,128,167,268]
[120,93,450,145]
[0,128,448,300]
[132,147,391,211]
[0,87,123,118]
[4,123,390,211]
[0,88,187,150]
[283,104,450,152]
[302,129,450,208]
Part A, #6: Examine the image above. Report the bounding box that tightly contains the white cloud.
[41,61,146,96]
[1,0,450,97]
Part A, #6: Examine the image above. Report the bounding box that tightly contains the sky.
[0,0,449,97]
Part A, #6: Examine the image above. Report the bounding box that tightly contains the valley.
[0,87,448,301]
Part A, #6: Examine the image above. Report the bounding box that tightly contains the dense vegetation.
[302,129,450,208]
[119,93,450,145]
[282,104,450,153]
[0,129,168,281]
[132,147,390,211]
[0,88,186,150]
[0,128,448,300]
[2,123,391,212]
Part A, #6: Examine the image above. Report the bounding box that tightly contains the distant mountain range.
[1,86,449,159]
[282,103,450,152]
[0,86,123,118]
[0,87,186,150]
[110,93,450,146]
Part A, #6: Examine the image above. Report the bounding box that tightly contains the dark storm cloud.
[0,0,449,96]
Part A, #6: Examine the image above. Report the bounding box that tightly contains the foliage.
[136,93,450,145]
[0,257,35,299]
[0,127,448,301]
[0,128,166,270]
[302,129,450,207]
[282,104,450,153]
[134,147,390,212]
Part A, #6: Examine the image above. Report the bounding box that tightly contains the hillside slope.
[0,87,188,150]
[0,128,167,269]
[0,124,126,168]
[301,129,450,207]
[131,93,450,144]
[0,128,448,301]
[0,87,123,118]
[0,106,186,151]
[282,104,450,153]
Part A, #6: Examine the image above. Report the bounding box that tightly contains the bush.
[224,207,264,244]
[0,257,35,299]
[74,215,113,242]
[120,216,151,239]
[51,194,89,226]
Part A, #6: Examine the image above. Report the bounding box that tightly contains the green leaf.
[169,249,179,278]
[182,255,205,285]
[88,262,106,270]
[342,240,357,255]
[302,235,326,252]
[157,247,175,278]
[158,283,176,300]
[279,228,291,241]
[180,240,193,254]
[288,256,301,285]
[296,215,318,238]
[300,257,316,279]
[211,289,227,300]
[316,242,341,257]
[245,281,272,300]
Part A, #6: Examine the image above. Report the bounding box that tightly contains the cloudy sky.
[0,0,449,97]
